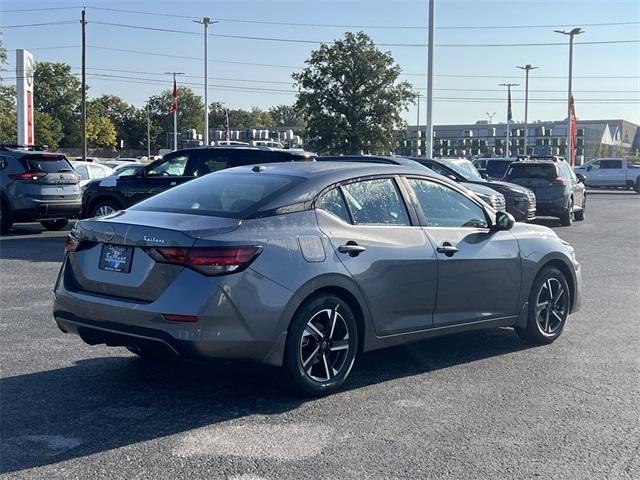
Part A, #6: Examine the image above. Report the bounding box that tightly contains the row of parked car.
[3,143,633,233]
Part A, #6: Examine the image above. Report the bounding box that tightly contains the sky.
[1,0,639,126]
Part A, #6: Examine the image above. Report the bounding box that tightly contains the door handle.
[338,241,366,257]
[436,242,458,257]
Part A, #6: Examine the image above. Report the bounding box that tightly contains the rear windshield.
[505,163,557,180]
[131,171,303,218]
[485,160,513,178]
[23,155,73,174]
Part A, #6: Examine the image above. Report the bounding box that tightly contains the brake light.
[64,234,80,253]
[9,172,47,181]
[148,246,262,276]
[552,176,566,185]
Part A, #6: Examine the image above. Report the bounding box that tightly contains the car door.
[404,177,522,327]
[132,152,195,205]
[560,161,585,210]
[315,177,438,335]
[583,160,602,186]
[599,159,625,186]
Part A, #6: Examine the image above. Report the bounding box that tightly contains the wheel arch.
[536,257,577,314]
[86,193,126,217]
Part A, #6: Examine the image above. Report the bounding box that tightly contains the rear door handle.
[436,242,458,257]
[338,242,366,257]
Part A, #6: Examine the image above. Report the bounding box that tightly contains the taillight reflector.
[64,234,80,253]
[163,314,198,322]
[148,246,262,276]
[9,172,47,181]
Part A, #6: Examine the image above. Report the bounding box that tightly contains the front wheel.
[574,197,585,221]
[635,180,640,194]
[40,219,69,231]
[516,266,570,345]
[284,294,358,397]
[90,199,120,218]
[559,198,573,226]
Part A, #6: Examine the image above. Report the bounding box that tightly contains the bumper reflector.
[163,314,198,323]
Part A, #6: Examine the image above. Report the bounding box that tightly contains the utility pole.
[194,17,218,146]
[486,112,496,125]
[517,64,538,155]
[499,83,519,158]
[555,28,584,163]
[164,72,184,151]
[416,92,421,157]
[146,103,151,160]
[425,0,435,159]
[81,8,87,161]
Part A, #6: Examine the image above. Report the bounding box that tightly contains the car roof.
[173,146,315,157]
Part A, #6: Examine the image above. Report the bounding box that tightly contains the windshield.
[131,171,303,218]
[486,160,513,178]
[113,166,142,177]
[447,160,483,181]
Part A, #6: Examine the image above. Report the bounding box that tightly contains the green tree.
[293,32,414,154]
[0,84,17,144]
[147,87,204,148]
[33,62,83,147]
[34,110,64,148]
[209,103,277,131]
[269,104,305,128]
[88,95,146,149]
[86,115,117,149]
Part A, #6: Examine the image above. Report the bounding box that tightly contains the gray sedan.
[53,162,581,396]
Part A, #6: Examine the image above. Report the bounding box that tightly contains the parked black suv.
[503,156,585,226]
[81,146,315,218]
[0,146,82,233]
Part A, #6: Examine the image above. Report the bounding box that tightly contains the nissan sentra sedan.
[54,162,581,396]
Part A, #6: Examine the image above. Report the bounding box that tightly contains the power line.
[0,6,80,13]
[88,21,640,48]
[86,6,640,30]
[0,20,77,28]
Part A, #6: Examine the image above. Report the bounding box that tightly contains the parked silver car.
[54,162,581,396]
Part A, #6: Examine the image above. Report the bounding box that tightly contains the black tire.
[574,197,585,221]
[515,266,570,345]
[40,219,69,231]
[559,197,573,226]
[635,180,640,194]
[0,199,13,234]
[284,294,359,397]
[90,198,121,218]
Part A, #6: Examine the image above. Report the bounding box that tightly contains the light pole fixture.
[499,83,519,158]
[554,27,584,162]
[194,17,219,147]
[517,64,538,155]
[486,112,496,125]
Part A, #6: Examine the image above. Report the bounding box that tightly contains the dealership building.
[398,119,640,161]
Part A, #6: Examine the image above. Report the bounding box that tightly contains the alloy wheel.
[535,278,568,335]
[95,205,116,217]
[299,307,351,382]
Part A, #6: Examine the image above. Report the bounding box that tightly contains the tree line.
[0,32,415,154]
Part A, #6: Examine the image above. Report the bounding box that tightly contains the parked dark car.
[411,158,537,222]
[477,158,517,180]
[503,156,585,226]
[55,162,581,396]
[1,146,82,233]
[319,155,507,212]
[81,146,315,218]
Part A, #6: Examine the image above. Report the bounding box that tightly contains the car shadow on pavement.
[0,236,66,263]
[0,327,531,474]
[530,217,561,228]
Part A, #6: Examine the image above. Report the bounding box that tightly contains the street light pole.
[416,92,421,157]
[499,83,519,159]
[146,103,151,160]
[517,64,538,155]
[554,27,584,162]
[425,0,435,159]
[194,17,218,146]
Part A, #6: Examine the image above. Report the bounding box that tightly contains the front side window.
[74,165,89,180]
[146,155,188,176]
[317,188,351,223]
[89,164,108,179]
[408,178,488,228]
[486,160,512,178]
[588,161,600,171]
[342,178,410,226]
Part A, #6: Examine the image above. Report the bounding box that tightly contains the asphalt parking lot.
[1,191,639,480]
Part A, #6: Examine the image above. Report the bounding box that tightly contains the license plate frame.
[99,244,134,273]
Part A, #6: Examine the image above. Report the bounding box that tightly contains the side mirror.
[446,174,457,181]
[494,211,515,231]
[576,174,585,183]
[586,165,593,172]
[480,172,488,179]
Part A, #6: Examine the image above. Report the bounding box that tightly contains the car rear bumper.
[11,200,82,221]
[534,198,568,217]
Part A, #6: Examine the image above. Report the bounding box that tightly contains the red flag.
[171,78,178,113]
[569,96,577,166]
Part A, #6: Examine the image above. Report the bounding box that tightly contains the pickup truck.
[575,158,640,193]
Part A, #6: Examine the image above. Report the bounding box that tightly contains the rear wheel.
[559,198,573,226]
[40,219,69,231]
[0,199,12,234]
[574,197,585,221]
[635,180,640,194]
[90,199,120,218]
[515,266,570,345]
[284,294,358,397]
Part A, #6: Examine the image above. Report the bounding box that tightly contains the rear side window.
[600,160,622,169]
[342,178,410,226]
[74,165,89,180]
[23,155,73,174]
[505,163,557,180]
[131,172,302,218]
[486,160,512,178]
[89,164,108,179]
[317,188,351,223]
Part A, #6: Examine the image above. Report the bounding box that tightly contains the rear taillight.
[552,176,566,185]
[9,172,47,181]
[148,246,262,276]
[64,234,80,253]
